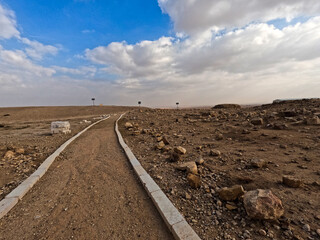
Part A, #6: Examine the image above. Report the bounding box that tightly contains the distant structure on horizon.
[273,98,320,104]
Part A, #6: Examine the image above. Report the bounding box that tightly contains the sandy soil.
[0,106,132,200]
[120,99,320,240]
[0,115,173,240]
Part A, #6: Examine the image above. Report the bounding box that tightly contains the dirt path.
[0,115,173,240]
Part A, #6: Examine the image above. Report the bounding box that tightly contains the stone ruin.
[51,121,71,134]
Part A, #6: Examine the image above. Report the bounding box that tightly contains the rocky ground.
[0,106,132,200]
[119,99,320,240]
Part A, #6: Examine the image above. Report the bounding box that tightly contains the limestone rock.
[210,149,221,157]
[243,189,284,220]
[4,150,15,159]
[218,185,245,201]
[251,159,267,168]
[15,148,25,154]
[176,161,198,174]
[187,173,201,188]
[251,118,264,125]
[125,122,133,129]
[156,141,165,150]
[169,152,183,162]
[174,146,186,155]
[282,175,302,188]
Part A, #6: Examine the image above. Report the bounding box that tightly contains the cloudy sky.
[0,0,320,107]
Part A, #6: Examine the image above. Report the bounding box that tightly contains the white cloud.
[82,29,95,34]
[0,4,20,39]
[53,65,97,77]
[158,0,320,34]
[85,17,320,106]
[21,38,59,60]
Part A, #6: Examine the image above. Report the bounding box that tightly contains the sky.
[0,0,320,107]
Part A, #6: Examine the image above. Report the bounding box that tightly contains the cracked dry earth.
[120,99,320,240]
[0,113,173,240]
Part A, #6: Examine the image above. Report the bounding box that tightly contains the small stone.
[302,224,310,232]
[125,122,133,129]
[307,116,320,125]
[243,189,284,220]
[15,148,25,154]
[174,146,187,155]
[4,150,15,159]
[187,173,201,188]
[282,175,302,188]
[156,141,165,150]
[185,192,192,200]
[215,134,223,140]
[226,203,237,210]
[218,185,245,201]
[169,151,183,162]
[258,229,267,236]
[176,161,198,174]
[316,229,320,236]
[251,118,264,125]
[196,157,204,165]
[251,158,267,168]
[162,136,170,145]
[210,149,221,157]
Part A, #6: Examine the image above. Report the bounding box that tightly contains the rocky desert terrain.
[0,106,132,200]
[120,99,320,240]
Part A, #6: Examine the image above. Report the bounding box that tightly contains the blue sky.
[0,0,320,107]
[1,0,171,68]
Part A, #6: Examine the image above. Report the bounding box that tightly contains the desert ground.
[119,99,320,240]
[0,106,133,200]
[1,101,320,240]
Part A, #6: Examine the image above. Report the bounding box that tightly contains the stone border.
[0,115,111,219]
[115,114,201,240]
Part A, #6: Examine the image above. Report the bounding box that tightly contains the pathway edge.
[115,113,201,240]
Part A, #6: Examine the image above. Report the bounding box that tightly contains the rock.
[251,118,264,125]
[174,146,186,155]
[215,134,223,141]
[210,149,221,156]
[125,122,133,129]
[185,192,192,200]
[176,161,198,174]
[316,229,320,237]
[162,136,170,145]
[155,141,165,150]
[307,116,320,125]
[196,157,204,165]
[258,229,267,236]
[282,175,302,188]
[302,224,310,232]
[251,159,267,168]
[218,185,245,201]
[4,150,15,159]
[226,202,237,210]
[169,152,183,162]
[51,121,71,134]
[133,130,141,136]
[187,173,201,188]
[243,189,284,220]
[15,148,25,154]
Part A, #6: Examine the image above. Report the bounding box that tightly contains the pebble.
[258,229,267,236]
[303,224,311,232]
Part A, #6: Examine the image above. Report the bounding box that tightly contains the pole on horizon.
[91,98,95,107]
[138,101,141,107]
[176,102,179,109]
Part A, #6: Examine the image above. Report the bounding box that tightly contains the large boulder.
[243,189,284,220]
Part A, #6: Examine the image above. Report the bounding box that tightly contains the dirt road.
[0,115,173,240]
